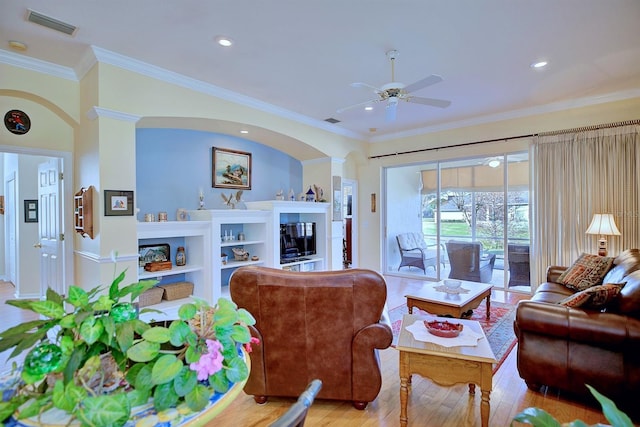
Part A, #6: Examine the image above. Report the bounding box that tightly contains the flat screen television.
[280,222,316,263]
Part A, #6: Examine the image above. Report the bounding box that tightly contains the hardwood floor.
[0,278,618,426]
[217,275,614,426]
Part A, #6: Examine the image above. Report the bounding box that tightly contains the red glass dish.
[424,320,464,338]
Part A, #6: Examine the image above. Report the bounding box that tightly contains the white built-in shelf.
[138,264,204,280]
[189,209,271,289]
[136,220,213,304]
[280,256,324,268]
[245,200,330,272]
[221,259,265,270]
[220,239,264,247]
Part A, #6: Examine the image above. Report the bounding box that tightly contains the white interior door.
[5,173,16,285]
[38,159,64,297]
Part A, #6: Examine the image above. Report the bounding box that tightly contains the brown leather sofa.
[514,249,640,415]
[229,266,393,409]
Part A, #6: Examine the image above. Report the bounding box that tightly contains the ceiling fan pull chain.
[391,55,395,82]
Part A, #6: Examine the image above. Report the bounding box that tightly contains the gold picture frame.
[212,147,252,190]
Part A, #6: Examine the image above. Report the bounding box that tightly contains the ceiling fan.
[337,50,451,122]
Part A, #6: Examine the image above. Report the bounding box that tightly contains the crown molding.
[86,106,141,122]
[75,46,99,80]
[1,47,362,141]
[0,49,77,81]
[89,47,362,140]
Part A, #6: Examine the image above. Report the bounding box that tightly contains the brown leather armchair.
[230,266,393,410]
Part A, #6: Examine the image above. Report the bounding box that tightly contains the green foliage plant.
[0,269,257,427]
[511,385,634,427]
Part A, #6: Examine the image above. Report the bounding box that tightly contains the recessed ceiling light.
[240,130,249,134]
[215,36,233,47]
[8,40,27,51]
[531,61,548,69]
[364,106,374,111]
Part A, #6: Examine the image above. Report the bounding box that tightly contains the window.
[386,153,530,289]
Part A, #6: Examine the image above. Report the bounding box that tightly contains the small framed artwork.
[138,243,170,268]
[104,190,134,216]
[212,147,252,190]
[24,199,38,223]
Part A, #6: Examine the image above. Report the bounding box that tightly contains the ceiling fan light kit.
[337,49,451,121]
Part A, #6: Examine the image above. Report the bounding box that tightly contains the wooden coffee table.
[397,314,497,427]
[405,280,492,319]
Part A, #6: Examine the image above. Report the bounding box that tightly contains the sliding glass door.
[386,153,530,290]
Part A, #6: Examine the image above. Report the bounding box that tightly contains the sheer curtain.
[530,124,640,290]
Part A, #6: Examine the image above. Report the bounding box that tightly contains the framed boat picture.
[212,147,251,190]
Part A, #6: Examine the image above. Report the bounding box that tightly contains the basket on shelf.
[158,281,194,301]
[138,286,164,307]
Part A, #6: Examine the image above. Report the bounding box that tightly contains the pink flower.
[243,337,261,354]
[189,339,224,381]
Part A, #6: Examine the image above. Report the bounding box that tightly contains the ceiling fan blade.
[336,98,380,114]
[350,82,383,94]
[385,101,398,122]
[403,74,443,94]
[406,96,451,108]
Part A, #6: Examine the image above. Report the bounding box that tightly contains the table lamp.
[585,213,621,256]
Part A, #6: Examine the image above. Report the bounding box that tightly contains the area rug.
[389,301,517,372]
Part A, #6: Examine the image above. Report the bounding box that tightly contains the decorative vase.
[305,186,315,202]
[176,246,186,266]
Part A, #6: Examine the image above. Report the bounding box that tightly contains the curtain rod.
[536,118,640,136]
[368,118,640,160]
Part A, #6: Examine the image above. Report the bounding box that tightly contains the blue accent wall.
[136,128,302,220]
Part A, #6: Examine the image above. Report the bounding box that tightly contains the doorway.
[342,179,357,268]
[1,147,73,298]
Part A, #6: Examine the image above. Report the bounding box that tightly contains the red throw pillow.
[558,283,625,309]
[557,253,614,291]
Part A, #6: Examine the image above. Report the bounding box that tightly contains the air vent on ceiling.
[26,9,77,36]
[324,118,341,124]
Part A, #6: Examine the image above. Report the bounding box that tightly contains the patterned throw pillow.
[558,283,625,309]
[557,253,615,291]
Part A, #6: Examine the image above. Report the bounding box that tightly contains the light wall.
[135,128,303,218]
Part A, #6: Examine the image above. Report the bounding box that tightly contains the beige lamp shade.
[585,214,621,256]
[585,214,621,236]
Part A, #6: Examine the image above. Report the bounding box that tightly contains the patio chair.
[507,243,530,287]
[396,232,446,273]
[445,240,496,283]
